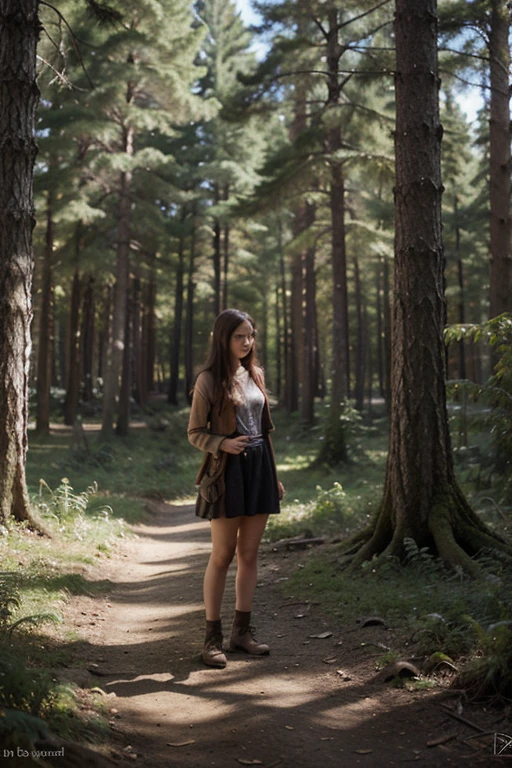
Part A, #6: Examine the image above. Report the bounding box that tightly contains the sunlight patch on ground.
[314,697,385,730]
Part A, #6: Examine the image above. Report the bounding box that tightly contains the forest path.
[75,502,500,768]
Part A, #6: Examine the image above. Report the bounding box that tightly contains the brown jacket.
[187,368,276,518]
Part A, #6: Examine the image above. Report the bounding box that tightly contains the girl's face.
[229,320,255,365]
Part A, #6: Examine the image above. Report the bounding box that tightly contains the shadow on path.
[74,502,503,768]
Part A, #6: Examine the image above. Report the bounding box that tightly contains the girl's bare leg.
[204,517,240,620]
[235,514,269,612]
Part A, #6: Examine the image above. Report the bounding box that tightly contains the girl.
[188,309,284,668]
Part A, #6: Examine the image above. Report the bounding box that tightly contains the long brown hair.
[199,309,263,404]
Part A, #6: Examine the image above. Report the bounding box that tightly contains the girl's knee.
[211,548,236,570]
[236,546,258,568]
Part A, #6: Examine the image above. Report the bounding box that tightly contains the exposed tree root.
[339,480,511,577]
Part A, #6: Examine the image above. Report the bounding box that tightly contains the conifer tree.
[343,0,510,574]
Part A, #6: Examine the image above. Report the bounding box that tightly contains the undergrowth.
[283,537,512,702]
[0,477,128,749]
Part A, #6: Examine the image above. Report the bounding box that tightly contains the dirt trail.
[71,502,503,768]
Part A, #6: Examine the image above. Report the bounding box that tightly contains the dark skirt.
[223,439,280,518]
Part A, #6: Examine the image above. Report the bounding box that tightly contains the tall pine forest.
[7,0,511,564]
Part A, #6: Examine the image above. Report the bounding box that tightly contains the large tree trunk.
[488,0,512,318]
[35,188,54,434]
[101,149,132,438]
[0,0,42,528]
[343,0,509,575]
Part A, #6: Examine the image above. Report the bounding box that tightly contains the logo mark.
[494,733,512,756]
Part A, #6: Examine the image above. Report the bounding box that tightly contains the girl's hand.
[221,436,251,455]
[278,481,285,500]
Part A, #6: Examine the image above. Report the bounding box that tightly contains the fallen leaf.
[308,631,333,639]
[323,657,337,664]
[285,725,294,730]
[167,740,196,747]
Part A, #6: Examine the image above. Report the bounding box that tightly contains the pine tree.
[342,0,510,574]
[0,0,42,528]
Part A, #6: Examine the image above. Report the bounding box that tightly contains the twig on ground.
[439,703,485,733]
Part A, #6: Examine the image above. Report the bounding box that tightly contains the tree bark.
[344,0,509,575]
[64,268,82,426]
[35,188,54,434]
[212,184,221,318]
[101,129,133,438]
[169,213,186,405]
[116,279,132,436]
[301,204,317,425]
[143,255,156,396]
[353,255,365,412]
[184,213,196,404]
[376,259,385,398]
[318,8,349,464]
[132,274,143,406]
[81,275,95,402]
[0,0,42,527]
[488,0,512,318]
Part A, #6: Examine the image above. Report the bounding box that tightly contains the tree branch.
[339,0,393,31]
[39,1,95,88]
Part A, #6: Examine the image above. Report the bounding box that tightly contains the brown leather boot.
[228,610,270,655]
[202,620,227,668]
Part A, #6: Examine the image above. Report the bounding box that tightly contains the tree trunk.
[184,212,196,404]
[132,274,143,406]
[353,255,365,412]
[318,8,349,464]
[101,139,132,438]
[81,275,95,402]
[116,279,132,436]
[98,284,111,385]
[383,255,392,408]
[301,204,317,425]
[286,248,301,413]
[454,197,466,381]
[277,208,287,404]
[144,255,156,396]
[0,0,42,528]
[35,188,54,434]
[343,0,509,575]
[64,268,81,426]
[169,214,186,405]
[212,184,221,318]
[376,259,385,398]
[222,184,230,311]
[488,0,512,318]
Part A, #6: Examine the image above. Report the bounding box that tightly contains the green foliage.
[0,651,58,716]
[459,618,512,701]
[446,313,512,503]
